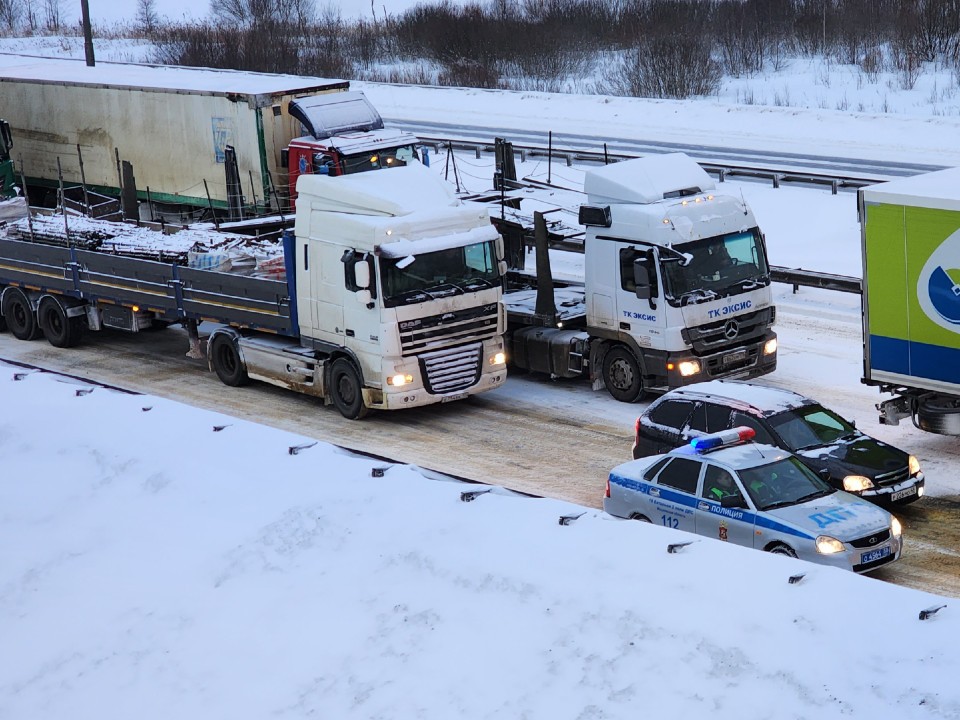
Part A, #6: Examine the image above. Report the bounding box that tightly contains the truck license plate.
[723,349,747,366]
[890,486,917,502]
[441,393,469,403]
[860,546,891,565]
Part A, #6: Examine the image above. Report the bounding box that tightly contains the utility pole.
[81,0,95,66]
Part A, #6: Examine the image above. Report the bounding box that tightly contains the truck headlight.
[763,338,778,355]
[387,373,414,387]
[678,360,701,377]
[891,516,902,538]
[842,475,874,492]
[908,455,921,476]
[489,351,506,366]
[816,535,845,554]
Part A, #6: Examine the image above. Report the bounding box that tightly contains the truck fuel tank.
[508,326,590,378]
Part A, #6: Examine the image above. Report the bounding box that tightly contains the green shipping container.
[861,168,960,395]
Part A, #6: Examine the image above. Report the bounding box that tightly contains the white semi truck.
[0,163,507,419]
[504,153,778,401]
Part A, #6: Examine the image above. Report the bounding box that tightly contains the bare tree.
[137,0,161,35]
[0,0,24,30]
[42,0,62,32]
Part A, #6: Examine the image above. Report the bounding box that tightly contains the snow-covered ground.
[3,39,960,718]
[3,362,959,720]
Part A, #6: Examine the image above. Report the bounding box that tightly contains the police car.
[604,427,903,573]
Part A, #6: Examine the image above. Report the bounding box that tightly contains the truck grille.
[683,307,774,353]
[399,303,499,356]
[419,343,482,395]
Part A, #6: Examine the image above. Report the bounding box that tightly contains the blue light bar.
[690,426,756,452]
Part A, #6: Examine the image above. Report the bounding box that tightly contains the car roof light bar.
[691,426,756,452]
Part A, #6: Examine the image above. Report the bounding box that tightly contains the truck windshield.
[379,240,500,307]
[341,145,420,174]
[661,229,768,306]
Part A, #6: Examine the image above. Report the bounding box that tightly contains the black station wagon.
[633,380,924,507]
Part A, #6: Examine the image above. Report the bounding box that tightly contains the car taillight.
[634,417,641,437]
[605,478,611,498]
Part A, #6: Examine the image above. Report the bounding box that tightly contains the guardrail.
[770,266,861,294]
[420,136,886,195]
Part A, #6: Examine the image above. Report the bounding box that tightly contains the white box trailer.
[0,55,347,215]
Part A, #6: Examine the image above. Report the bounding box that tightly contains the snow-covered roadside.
[2,362,958,720]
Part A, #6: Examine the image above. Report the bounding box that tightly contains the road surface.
[2,293,959,598]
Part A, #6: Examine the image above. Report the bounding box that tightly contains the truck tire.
[210,335,250,387]
[38,297,83,348]
[330,357,369,420]
[602,346,645,403]
[3,288,41,341]
[915,395,960,435]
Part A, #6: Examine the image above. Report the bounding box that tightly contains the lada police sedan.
[605,427,903,573]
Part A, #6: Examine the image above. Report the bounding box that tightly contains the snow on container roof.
[583,152,715,205]
[861,166,960,212]
[0,53,348,106]
[296,162,458,217]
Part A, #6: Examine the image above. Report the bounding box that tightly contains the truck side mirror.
[0,120,11,150]
[355,289,372,305]
[280,148,289,169]
[633,259,652,299]
[495,235,504,261]
[354,259,370,289]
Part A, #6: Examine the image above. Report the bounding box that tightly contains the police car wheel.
[628,512,652,523]
[767,543,798,558]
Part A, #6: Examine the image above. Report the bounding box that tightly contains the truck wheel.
[210,335,249,387]
[603,347,645,403]
[38,297,83,348]
[330,358,369,420]
[3,288,41,341]
[915,395,960,435]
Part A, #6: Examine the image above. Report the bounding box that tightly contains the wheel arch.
[206,326,246,373]
[588,336,648,385]
[323,348,366,392]
[1,285,39,314]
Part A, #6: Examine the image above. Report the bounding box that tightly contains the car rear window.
[689,402,734,433]
[647,399,695,430]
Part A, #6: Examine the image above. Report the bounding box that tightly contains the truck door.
[301,239,345,345]
[614,245,667,345]
[340,251,380,374]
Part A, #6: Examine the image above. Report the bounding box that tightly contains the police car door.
[648,456,701,532]
[694,463,757,547]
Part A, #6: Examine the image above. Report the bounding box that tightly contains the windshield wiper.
[455,277,495,291]
[794,489,836,504]
[680,288,719,305]
[424,283,464,297]
[390,289,433,304]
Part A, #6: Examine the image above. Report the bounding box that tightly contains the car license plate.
[890,486,918,502]
[860,546,891,564]
[723,349,747,366]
